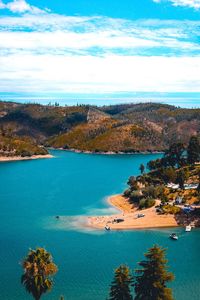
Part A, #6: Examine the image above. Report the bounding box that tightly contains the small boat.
[105,225,111,231]
[185,225,192,232]
[170,233,178,240]
[55,216,60,219]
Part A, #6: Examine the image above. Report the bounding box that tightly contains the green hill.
[0,135,48,157]
[0,101,199,153]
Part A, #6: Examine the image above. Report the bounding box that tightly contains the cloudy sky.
[0,0,200,107]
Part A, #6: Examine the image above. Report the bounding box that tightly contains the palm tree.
[21,247,58,300]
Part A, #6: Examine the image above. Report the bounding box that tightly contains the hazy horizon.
[1,96,199,109]
[1,0,200,108]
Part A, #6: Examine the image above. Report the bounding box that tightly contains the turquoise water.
[0,150,200,300]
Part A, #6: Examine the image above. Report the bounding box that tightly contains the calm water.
[0,150,199,300]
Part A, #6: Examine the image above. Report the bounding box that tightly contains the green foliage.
[0,101,199,153]
[155,185,165,198]
[147,159,162,171]
[123,189,131,198]
[142,185,159,199]
[0,135,48,157]
[133,245,174,300]
[163,143,186,168]
[187,136,200,164]
[109,265,133,300]
[162,205,181,215]
[139,198,155,209]
[129,191,143,204]
[161,167,177,183]
[139,164,145,174]
[176,168,189,189]
[21,247,57,300]
[127,176,138,190]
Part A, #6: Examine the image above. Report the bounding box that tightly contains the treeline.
[124,136,200,210]
[147,136,200,190]
[109,245,174,300]
[148,136,200,170]
[21,245,174,300]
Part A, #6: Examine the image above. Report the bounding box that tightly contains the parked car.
[113,218,124,223]
[137,213,145,218]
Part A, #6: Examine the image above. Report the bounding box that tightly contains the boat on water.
[170,233,178,240]
[105,225,111,231]
[185,225,192,232]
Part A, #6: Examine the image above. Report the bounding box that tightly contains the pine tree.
[164,143,185,168]
[109,265,133,300]
[133,245,174,300]
[187,136,200,164]
[176,168,189,190]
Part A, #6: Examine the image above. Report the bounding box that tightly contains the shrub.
[142,185,158,199]
[20,150,32,157]
[123,189,131,198]
[139,198,155,209]
[162,205,181,215]
[129,191,143,204]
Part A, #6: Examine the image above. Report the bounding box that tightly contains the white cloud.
[0,54,200,93]
[0,15,199,56]
[0,7,199,95]
[0,0,47,14]
[172,0,200,9]
[153,0,200,9]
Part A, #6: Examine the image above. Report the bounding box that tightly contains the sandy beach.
[0,154,53,162]
[87,194,178,230]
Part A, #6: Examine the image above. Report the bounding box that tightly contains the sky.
[0,0,200,107]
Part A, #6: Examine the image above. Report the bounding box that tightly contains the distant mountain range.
[0,101,199,156]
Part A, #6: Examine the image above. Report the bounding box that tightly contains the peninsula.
[88,136,200,231]
[0,134,51,162]
[88,195,178,230]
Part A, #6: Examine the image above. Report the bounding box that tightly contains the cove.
[0,150,199,300]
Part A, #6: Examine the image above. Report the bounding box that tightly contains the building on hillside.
[175,196,183,204]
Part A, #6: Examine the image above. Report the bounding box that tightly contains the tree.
[187,136,200,164]
[164,143,185,168]
[127,176,138,190]
[21,247,58,300]
[139,164,145,174]
[109,265,133,300]
[176,168,189,189]
[133,245,174,300]
[147,159,162,171]
[161,167,177,183]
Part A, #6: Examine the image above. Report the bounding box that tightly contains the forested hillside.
[0,101,199,154]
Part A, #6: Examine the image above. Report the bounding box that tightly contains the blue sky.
[0,0,200,107]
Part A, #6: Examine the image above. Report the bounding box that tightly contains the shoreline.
[87,194,178,230]
[50,147,164,156]
[0,154,53,162]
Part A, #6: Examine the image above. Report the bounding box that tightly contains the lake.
[0,150,199,300]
